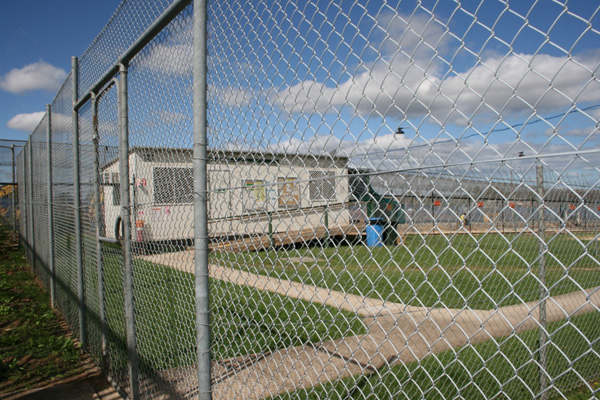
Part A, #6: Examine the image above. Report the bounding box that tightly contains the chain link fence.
[0,139,24,242]
[15,0,600,399]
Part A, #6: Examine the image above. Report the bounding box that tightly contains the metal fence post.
[46,104,56,307]
[118,63,140,400]
[91,93,108,370]
[268,211,273,249]
[22,144,27,252]
[324,204,330,247]
[27,141,35,272]
[193,0,212,398]
[72,56,87,349]
[537,164,548,400]
[21,145,27,248]
[11,144,17,242]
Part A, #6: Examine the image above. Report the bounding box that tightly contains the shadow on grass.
[269,311,600,400]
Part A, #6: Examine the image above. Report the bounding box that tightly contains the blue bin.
[366,218,385,247]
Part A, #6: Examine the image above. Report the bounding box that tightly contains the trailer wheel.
[115,216,123,241]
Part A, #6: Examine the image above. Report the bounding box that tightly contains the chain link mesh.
[30,120,50,289]
[15,0,600,399]
[0,139,23,242]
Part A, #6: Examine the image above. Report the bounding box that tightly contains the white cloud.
[273,52,600,125]
[139,43,193,75]
[6,112,45,132]
[269,12,600,127]
[0,61,67,94]
[268,132,419,169]
[158,110,188,124]
[212,86,253,108]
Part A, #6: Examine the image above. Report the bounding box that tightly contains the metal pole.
[23,144,27,252]
[531,198,535,230]
[11,144,17,242]
[431,195,435,228]
[91,94,108,370]
[584,203,587,233]
[511,169,514,233]
[118,63,140,400]
[20,151,26,246]
[268,211,273,249]
[72,56,86,349]
[73,0,193,112]
[46,104,56,307]
[21,146,27,248]
[27,141,35,272]
[193,0,212,398]
[324,205,330,247]
[536,164,548,400]
[468,197,471,233]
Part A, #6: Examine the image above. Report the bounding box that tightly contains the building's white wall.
[102,150,351,242]
[208,158,350,237]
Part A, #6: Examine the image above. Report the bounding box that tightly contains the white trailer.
[101,147,352,244]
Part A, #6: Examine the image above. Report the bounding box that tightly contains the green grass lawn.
[269,311,600,400]
[93,245,366,375]
[212,232,600,309]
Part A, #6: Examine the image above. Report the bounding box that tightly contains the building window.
[309,171,336,201]
[243,180,267,211]
[278,177,300,208]
[153,167,193,204]
[112,184,120,206]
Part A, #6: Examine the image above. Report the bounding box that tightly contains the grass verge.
[0,228,84,393]
[213,232,600,309]
[269,311,600,399]
[94,247,366,374]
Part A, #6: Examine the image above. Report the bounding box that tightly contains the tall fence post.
[11,144,17,242]
[537,164,548,400]
[46,104,56,307]
[268,211,273,249]
[118,63,140,400]
[72,56,87,349]
[91,93,108,370]
[324,204,330,247]
[21,146,27,247]
[27,141,35,272]
[193,0,212,398]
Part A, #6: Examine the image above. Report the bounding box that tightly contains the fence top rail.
[74,0,192,112]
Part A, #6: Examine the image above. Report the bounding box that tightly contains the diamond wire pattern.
[0,141,22,233]
[30,122,50,290]
[126,5,199,397]
[206,0,600,399]
[13,0,600,399]
[0,145,14,185]
[77,101,104,364]
[20,142,30,266]
[78,0,174,96]
[48,78,83,340]
[16,151,24,240]
[96,84,131,394]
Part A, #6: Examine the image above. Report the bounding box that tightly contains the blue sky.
[0,1,121,141]
[1,0,599,181]
[202,0,600,178]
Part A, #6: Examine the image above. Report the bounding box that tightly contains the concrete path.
[138,250,600,399]
[139,250,421,317]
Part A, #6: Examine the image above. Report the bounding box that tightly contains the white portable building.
[101,147,352,244]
